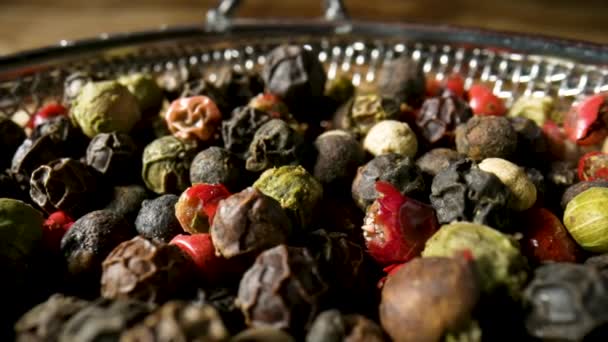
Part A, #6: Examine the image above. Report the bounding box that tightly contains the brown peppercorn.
[232,327,295,342]
[236,245,328,331]
[14,294,89,342]
[60,210,136,290]
[120,301,229,342]
[211,187,291,259]
[416,148,462,177]
[30,158,105,217]
[455,116,518,161]
[416,95,472,145]
[313,130,365,190]
[379,257,480,342]
[101,236,194,303]
[58,298,153,342]
[376,56,426,106]
[306,310,386,342]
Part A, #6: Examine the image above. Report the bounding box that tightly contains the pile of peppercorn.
[2,43,608,342]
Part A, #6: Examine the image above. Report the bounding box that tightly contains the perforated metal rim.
[1,20,607,125]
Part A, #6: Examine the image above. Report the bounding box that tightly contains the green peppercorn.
[563,187,608,252]
[118,73,164,116]
[333,93,400,137]
[324,75,355,106]
[508,96,554,126]
[70,81,142,138]
[141,136,198,194]
[422,221,528,295]
[253,165,323,229]
[0,198,43,260]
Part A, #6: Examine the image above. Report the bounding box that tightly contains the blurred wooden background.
[1,0,606,55]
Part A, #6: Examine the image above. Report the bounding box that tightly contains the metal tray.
[1,0,607,126]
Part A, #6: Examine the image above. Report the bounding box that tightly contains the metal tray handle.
[206,0,349,30]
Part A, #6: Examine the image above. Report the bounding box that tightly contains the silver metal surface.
[0,1,606,126]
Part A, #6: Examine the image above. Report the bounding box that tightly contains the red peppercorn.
[468,84,506,116]
[27,103,68,129]
[362,181,439,265]
[425,78,441,97]
[564,94,608,146]
[445,73,465,98]
[175,183,231,235]
[170,233,246,284]
[42,211,74,252]
[578,151,608,181]
[521,207,581,264]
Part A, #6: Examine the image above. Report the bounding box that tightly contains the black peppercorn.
[85,132,139,183]
[416,147,462,177]
[103,184,149,221]
[313,130,365,190]
[216,67,265,112]
[455,115,518,161]
[245,119,305,173]
[121,301,230,342]
[30,158,104,217]
[222,106,272,157]
[101,236,194,303]
[190,146,243,191]
[181,78,232,116]
[352,153,426,210]
[196,287,245,334]
[0,116,25,170]
[430,159,512,230]
[523,263,608,341]
[376,56,426,107]
[262,45,326,119]
[415,95,472,146]
[135,194,183,243]
[306,310,386,342]
[60,210,136,291]
[508,116,548,168]
[236,245,328,331]
[211,187,291,259]
[58,298,153,342]
[14,294,89,342]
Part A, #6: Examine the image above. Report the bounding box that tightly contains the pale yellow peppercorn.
[508,96,554,126]
[363,120,418,158]
[478,158,537,211]
[563,187,608,253]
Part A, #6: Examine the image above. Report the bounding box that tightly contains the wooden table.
[1,0,606,56]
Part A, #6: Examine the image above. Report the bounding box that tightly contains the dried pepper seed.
[376,56,426,107]
[85,132,139,183]
[577,151,608,181]
[117,73,164,116]
[175,183,232,235]
[306,310,386,342]
[245,119,305,173]
[248,93,290,119]
[27,103,68,130]
[216,68,265,112]
[135,194,183,243]
[455,115,517,161]
[468,84,506,116]
[478,158,537,211]
[415,147,462,177]
[333,93,400,137]
[165,96,222,142]
[561,180,608,209]
[363,120,418,158]
[222,106,272,157]
[508,96,554,126]
[416,95,472,145]
[313,130,365,190]
[101,236,194,303]
[42,211,74,253]
[190,147,243,191]
[563,187,608,252]
[103,184,149,221]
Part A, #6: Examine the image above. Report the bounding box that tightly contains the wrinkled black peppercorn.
[85,132,139,183]
[430,159,512,230]
[222,106,272,157]
[352,153,426,210]
[455,116,518,161]
[30,158,104,217]
[262,45,326,119]
[196,287,245,334]
[416,148,462,177]
[216,68,265,111]
[306,310,385,342]
[0,116,25,170]
[211,187,291,259]
[523,263,608,341]
[508,116,548,168]
[103,184,149,221]
[121,301,230,342]
[190,146,243,191]
[101,236,194,303]
[236,245,328,331]
[58,298,153,342]
[135,194,183,243]
[376,56,426,106]
[14,294,89,342]
[60,210,136,290]
[416,95,472,146]
[313,130,365,190]
[246,119,305,173]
